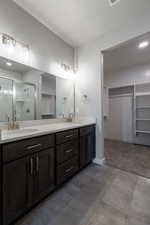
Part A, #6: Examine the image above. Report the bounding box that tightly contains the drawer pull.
[27,143,42,150]
[66,149,73,153]
[36,156,39,172]
[30,158,33,175]
[65,135,73,138]
[65,166,74,173]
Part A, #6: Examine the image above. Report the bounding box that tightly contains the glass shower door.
[0,77,13,122]
[15,82,36,121]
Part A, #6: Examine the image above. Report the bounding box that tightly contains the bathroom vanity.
[0,122,96,225]
[0,45,96,225]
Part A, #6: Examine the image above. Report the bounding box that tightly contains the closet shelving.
[41,92,55,96]
[41,74,56,119]
[134,82,150,135]
[136,106,150,109]
[135,92,150,96]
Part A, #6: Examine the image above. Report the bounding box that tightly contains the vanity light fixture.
[60,62,77,74]
[138,41,149,49]
[6,62,12,67]
[61,63,72,72]
[2,34,16,46]
[1,33,29,53]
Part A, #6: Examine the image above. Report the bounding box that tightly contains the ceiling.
[104,32,150,73]
[13,0,150,47]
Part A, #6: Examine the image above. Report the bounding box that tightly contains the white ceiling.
[104,32,150,73]
[13,0,150,47]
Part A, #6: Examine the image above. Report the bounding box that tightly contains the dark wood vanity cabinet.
[34,149,55,201]
[3,157,28,225]
[0,125,95,225]
[1,135,55,225]
[3,150,55,225]
[79,126,96,169]
[56,129,79,185]
[27,148,55,208]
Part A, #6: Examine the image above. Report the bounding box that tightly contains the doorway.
[102,31,150,178]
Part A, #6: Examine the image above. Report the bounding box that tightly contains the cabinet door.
[35,148,55,202]
[3,157,28,225]
[80,132,95,169]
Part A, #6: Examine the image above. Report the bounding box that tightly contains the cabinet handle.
[30,158,33,175]
[66,149,73,153]
[27,143,42,150]
[65,135,73,138]
[36,156,39,173]
[65,166,74,173]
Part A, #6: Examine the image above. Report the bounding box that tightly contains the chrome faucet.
[67,113,74,122]
[6,114,20,130]
[6,114,11,130]
[12,114,20,129]
[59,113,65,119]
[59,113,74,122]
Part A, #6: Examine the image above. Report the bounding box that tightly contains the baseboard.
[93,157,105,166]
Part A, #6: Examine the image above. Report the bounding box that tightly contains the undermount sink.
[3,128,39,135]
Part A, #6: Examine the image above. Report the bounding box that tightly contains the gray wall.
[0,0,74,75]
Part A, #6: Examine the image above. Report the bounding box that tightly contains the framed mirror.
[0,56,74,122]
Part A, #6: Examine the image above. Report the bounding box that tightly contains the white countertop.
[0,121,96,144]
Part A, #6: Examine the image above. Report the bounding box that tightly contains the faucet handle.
[14,110,17,121]
[67,113,73,122]
[59,113,65,119]
[5,114,10,122]
[5,114,11,130]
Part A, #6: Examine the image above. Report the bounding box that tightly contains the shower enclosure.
[0,77,36,122]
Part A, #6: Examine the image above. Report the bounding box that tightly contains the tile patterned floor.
[105,139,150,178]
[16,164,150,225]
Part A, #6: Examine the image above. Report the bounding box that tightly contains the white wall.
[76,44,103,162]
[0,0,74,76]
[56,78,74,117]
[105,63,150,88]
[77,15,150,163]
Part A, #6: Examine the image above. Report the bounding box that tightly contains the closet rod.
[109,93,133,98]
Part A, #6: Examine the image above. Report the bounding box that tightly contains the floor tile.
[102,169,137,214]
[15,164,150,225]
[105,139,150,178]
[130,176,150,219]
[126,215,150,225]
[84,202,126,225]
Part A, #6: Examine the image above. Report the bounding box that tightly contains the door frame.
[100,38,137,162]
[99,33,147,159]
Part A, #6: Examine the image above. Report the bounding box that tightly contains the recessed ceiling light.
[6,62,12,66]
[138,41,149,49]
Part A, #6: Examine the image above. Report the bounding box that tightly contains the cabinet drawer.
[56,129,78,144]
[2,134,55,163]
[56,140,78,165]
[80,125,95,136]
[57,157,79,185]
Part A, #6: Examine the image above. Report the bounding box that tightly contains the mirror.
[0,56,74,122]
